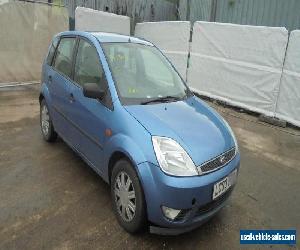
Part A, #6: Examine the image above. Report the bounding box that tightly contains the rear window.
[46,36,59,65]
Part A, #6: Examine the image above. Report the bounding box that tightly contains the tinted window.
[53,37,76,78]
[46,36,59,65]
[74,39,106,89]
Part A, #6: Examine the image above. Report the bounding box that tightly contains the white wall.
[75,7,130,35]
[0,2,68,83]
[187,21,288,117]
[275,30,300,127]
[135,21,191,80]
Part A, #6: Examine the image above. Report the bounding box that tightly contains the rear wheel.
[40,99,57,142]
[111,159,147,233]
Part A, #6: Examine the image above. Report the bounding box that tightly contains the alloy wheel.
[114,171,136,222]
[41,104,50,136]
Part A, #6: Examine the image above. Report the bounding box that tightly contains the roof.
[57,31,153,46]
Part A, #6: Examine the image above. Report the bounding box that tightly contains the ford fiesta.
[39,31,240,235]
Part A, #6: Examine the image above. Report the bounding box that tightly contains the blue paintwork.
[137,155,240,228]
[40,31,240,233]
[125,96,235,166]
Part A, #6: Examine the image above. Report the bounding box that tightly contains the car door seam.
[123,107,152,136]
[52,105,104,150]
[58,128,104,177]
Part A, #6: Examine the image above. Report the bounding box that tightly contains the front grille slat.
[198,147,236,174]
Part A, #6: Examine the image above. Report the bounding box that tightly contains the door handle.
[69,93,75,103]
[48,75,52,83]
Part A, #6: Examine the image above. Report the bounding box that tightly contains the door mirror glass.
[83,83,105,100]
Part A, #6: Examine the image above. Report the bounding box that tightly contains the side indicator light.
[105,128,112,137]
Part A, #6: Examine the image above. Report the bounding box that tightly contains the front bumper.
[136,153,240,234]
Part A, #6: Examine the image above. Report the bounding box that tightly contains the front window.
[53,37,76,78]
[102,43,191,105]
[74,39,106,89]
[73,38,112,110]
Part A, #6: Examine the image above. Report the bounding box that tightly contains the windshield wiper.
[140,95,182,105]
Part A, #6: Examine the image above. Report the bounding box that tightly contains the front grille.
[173,189,233,222]
[199,147,236,174]
[194,188,232,217]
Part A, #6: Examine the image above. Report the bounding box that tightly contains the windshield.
[102,42,192,105]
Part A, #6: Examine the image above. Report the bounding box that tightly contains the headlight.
[152,136,199,176]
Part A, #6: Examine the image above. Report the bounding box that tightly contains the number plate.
[213,169,237,200]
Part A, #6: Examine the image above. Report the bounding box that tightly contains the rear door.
[66,38,114,173]
[47,36,77,142]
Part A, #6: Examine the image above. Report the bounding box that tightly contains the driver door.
[66,38,113,174]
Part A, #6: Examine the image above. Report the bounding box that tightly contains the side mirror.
[83,83,105,100]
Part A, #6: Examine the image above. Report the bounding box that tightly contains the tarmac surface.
[0,85,299,249]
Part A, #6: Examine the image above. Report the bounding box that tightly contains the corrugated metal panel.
[178,0,188,20]
[65,0,178,31]
[65,0,300,31]
[190,0,212,23]
[180,0,300,31]
[179,0,212,22]
[215,0,300,30]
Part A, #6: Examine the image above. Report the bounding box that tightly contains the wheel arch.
[108,151,129,184]
[104,133,150,183]
[108,149,149,229]
[39,82,52,105]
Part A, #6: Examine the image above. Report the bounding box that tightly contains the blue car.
[39,31,240,235]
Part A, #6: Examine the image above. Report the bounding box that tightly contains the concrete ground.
[0,85,299,250]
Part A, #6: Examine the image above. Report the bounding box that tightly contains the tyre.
[111,159,147,233]
[40,99,57,142]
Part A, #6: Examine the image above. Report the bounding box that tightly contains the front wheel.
[40,99,57,142]
[111,159,147,233]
